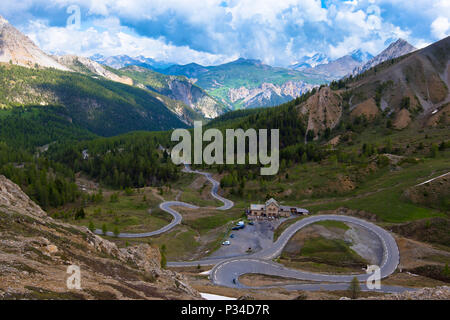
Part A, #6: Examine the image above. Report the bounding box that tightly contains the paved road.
[95,164,405,293]
[94,201,198,238]
[94,164,232,238]
[415,171,449,186]
[168,214,403,293]
[182,164,234,210]
[209,215,399,287]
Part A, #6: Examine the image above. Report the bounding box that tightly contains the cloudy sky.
[0,0,449,66]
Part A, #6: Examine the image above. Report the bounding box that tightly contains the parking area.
[209,217,293,259]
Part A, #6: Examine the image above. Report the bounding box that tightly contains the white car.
[222,240,231,246]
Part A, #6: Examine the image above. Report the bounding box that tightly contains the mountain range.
[290,53,330,70]
[0,15,192,135]
[212,35,449,141]
[352,38,417,75]
[156,58,324,109]
[297,50,374,80]
[290,39,417,81]
[0,13,439,138]
[91,54,174,70]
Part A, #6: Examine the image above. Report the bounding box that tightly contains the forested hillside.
[0,63,187,136]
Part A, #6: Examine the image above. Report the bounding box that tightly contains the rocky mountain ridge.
[302,50,373,80]
[0,15,69,71]
[55,55,133,85]
[91,54,174,70]
[298,37,449,136]
[353,39,417,75]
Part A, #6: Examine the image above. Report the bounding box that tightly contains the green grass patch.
[184,211,243,235]
[315,220,349,230]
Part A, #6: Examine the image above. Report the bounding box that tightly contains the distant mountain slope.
[302,50,373,80]
[91,54,173,70]
[71,54,222,120]
[0,106,97,149]
[290,53,329,70]
[0,63,187,136]
[114,65,227,118]
[55,55,206,124]
[0,15,69,71]
[344,36,449,129]
[353,39,417,75]
[55,55,133,85]
[159,58,325,110]
[305,36,449,133]
[0,17,198,130]
[210,37,449,139]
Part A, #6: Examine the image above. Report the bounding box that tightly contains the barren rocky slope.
[55,55,133,86]
[353,39,417,75]
[297,37,449,136]
[362,286,450,300]
[0,175,200,300]
[0,15,69,71]
[119,65,226,119]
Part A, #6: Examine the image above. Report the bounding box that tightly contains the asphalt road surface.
[182,164,234,210]
[209,215,398,281]
[95,164,405,293]
[94,164,233,238]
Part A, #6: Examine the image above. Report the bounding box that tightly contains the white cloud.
[1,0,448,66]
[431,16,449,40]
[23,18,234,65]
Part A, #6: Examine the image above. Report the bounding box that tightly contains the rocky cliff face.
[298,86,343,136]
[167,78,224,118]
[0,175,200,300]
[0,15,69,71]
[228,81,317,109]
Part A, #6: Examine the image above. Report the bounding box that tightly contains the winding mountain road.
[96,164,403,292]
[209,215,399,290]
[94,164,232,238]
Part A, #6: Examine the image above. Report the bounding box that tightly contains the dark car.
[248,221,254,225]
[230,234,235,238]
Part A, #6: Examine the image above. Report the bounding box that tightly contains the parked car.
[230,234,235,238]
[222,240,231,246]
[248,221,254,225]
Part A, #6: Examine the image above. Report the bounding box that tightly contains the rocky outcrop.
[0,175,200,300]
[362,286,450,300]
[0,15,69,71]
[167,78,223,118]
[299,86,342,135]
[228,81,316,109]
[350,98,379,120]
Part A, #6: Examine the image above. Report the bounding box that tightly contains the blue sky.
[0,0,448,66]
